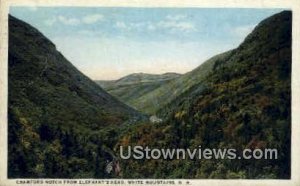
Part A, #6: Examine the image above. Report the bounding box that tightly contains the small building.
[149,115,162,123]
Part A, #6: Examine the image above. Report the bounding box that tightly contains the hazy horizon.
[10,7,283,80]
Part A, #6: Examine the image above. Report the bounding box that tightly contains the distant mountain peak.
[115,72,182,84]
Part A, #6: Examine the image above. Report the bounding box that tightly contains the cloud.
[44,17,57,26]
[115,21,129,30]
[114,15,197,33]
[157,20,196,33]
[45,14,104,26]
[115,22,153,32]
[166,14,187,21]
[82,14,104,24]
[77,30,94,35]
[147,23,156,31]
[159,14,196,33]
[58,16,80,26]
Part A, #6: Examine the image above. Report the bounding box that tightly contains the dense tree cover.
[8,15,143,178]
[8,10,291,179]
[123,52,233,114]
[116,11,291,179]
[96,73,182,110]
[9,108,125,178]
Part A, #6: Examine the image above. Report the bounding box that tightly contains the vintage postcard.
[0,0,300,186]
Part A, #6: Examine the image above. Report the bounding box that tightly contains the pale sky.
[10,7,284,80]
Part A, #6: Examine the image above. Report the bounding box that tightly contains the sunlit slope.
[117,11,291,179]
[131,51,233,114]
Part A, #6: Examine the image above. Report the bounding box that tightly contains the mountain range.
[97,52,232,114]
[96,72,181,110]
[8,11,291,179]
[116,10,291,178]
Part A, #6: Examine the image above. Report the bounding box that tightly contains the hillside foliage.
[116,11,291,179]
[8,11,291,179]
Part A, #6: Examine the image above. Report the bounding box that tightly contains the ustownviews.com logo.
[119,146,278,160]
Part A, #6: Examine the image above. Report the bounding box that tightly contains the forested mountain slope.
[96,73,181,110]
[117,11,291,179]
[8,15,143,178]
